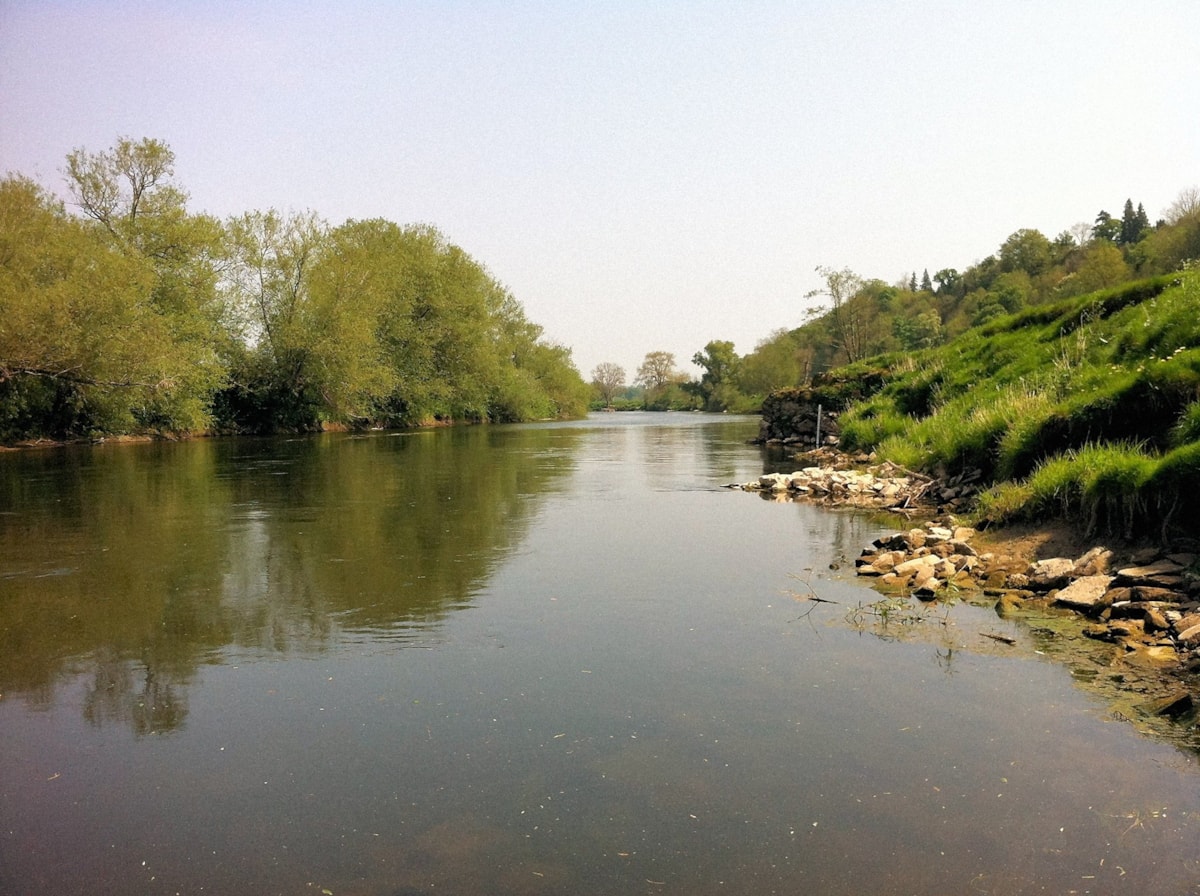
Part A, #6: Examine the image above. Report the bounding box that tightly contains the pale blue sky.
[2,1,1197,379]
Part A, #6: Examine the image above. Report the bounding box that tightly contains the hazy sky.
[2,2,1197,380]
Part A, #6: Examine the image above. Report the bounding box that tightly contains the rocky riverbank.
[731,452,1200,748]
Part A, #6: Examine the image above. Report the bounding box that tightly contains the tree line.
[590,187,1200,413]
[0,137,589,442]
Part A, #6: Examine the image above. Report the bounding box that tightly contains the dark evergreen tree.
[920,268,933,292]
[1093,210,1120,242]
[1119,198,1141,245]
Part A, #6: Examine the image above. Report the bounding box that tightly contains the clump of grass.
[977,442,1155,536]
[875,384,1056,480]
[1144,441,1200,535]
[1170,400,1200,447]
[974,480,1034,525]
[837,398,911,452]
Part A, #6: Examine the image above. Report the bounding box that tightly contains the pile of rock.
[854,522,989,598]
[736,454,987,515]
[855,524,1200,675]
[735,464,937,509]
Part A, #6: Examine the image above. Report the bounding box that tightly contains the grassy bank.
[825,268,1200,539]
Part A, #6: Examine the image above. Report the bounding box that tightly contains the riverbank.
[732,448,1200,751]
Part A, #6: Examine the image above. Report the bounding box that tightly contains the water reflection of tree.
[82,648,188,735]
[0,425,580,734]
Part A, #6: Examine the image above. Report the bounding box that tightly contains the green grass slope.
[829,268,1200,538]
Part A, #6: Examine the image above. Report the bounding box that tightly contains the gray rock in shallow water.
[1052,575,1116,614]
[1026,557,1076,590]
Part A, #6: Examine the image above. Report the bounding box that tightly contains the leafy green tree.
[0,176,161,437]
[1058,242,1130,296]
[998,228,1052,277]
[806,266,870,363]
[63,137,227,431]
[933,268,960,295]
[893,309,943,350]
[218,209,330,430]
[1093,210,1121,243]
[591,362,625,408]
[635,351,678,393]
[307,219,495,424]
[690,340,741,411]
[739,329,807,394]
[488,287,587,420]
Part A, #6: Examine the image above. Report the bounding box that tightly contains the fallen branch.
[981,632,1017,646]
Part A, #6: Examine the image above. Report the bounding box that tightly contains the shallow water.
[2,414,1199,895]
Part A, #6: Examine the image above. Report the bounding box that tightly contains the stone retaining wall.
[757,390,839,446]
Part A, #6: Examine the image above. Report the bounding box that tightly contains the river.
[2,413,1199,895]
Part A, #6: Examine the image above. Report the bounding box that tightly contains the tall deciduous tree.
[63,136,227,431]
[691,340,740,411]
[591,362,625,408]
[739,329,808,394]
[1165,187,1200,224]
[806,266,869,364]
[634,351,678,393]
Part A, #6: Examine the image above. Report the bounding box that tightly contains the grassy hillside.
[826,267,1200,539]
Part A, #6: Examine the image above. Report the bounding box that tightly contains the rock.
[1123,645,1181,668]
[1176,622,1200,648]
[1006,572,1031,589]
[1072,547,1113,577]
[1026,558,1076,591]
[913,577,943,600]
[1172,612,1200,635]
[934,558,958,580]
[1053,575,1116,615]
[1083,623,1115,641]
[926,525,954,543]
[857,551,904,576]
[1107,619,1145,640]
[757,473,793,491]
[1115,559,1185,588]
[893,554,940,577]
[911,565,938,588]
[952,526,977,542]
[955,554,981,574]
[1130,586,1188,604]
[1135,691,1193,719]
[996,593,1027,616]
[1144,607,1171,633]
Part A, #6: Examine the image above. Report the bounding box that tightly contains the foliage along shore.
[758,267,1200,541]
[1,137,590,445]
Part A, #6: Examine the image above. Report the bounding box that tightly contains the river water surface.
[2,414,1199,895]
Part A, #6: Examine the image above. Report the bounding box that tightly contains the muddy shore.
[732,447,1200,753]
